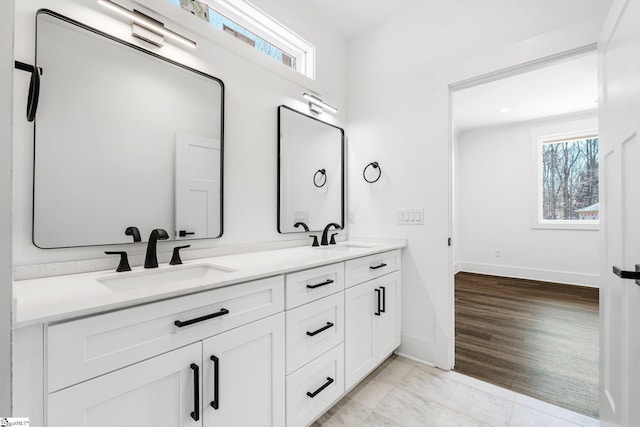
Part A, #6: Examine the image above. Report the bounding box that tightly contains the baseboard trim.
[397,333,447,369]
[394,351,437,368]
[455,262,600,288]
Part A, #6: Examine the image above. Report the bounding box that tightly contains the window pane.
[179,0,297,71]
[541,137,599,220]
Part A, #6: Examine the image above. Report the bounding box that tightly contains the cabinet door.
[48,343,202,427]
[202,313,285,427]
[375,271,401,358]
[344,280,377,390]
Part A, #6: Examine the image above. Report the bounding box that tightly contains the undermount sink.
[97,264,238,292]
[319,242,375,252]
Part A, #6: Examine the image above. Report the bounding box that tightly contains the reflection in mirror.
[278,106,344,233]
[33,10,224,248]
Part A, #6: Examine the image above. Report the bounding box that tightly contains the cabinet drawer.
[47,275,284,393]
[285,263,344,309]
[345,250,401,288]
[286,292,344,374]
[286,343,344,427]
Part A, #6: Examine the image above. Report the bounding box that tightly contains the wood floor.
[454,272,599,419]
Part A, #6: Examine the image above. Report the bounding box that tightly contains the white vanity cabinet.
[344,251,402,390]
[12,245,404,427]
[202,313,285,427]
[48,342,202,427]
[48,313,285,427]
[45,276,285,427]
[284,263,346,427]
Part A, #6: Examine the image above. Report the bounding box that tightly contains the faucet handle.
[330,233,338,245]
[170,245,191,265]
[105,251,131,272]
[309,235,319,247]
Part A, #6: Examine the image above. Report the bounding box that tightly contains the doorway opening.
[450,47,600,418]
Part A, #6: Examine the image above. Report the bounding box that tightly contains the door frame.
[436,37,599,369]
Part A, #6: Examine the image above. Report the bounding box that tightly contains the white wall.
[1,0,14,414]
[455,112,600,286]
[12,0,347,269]
[346,0,611,367]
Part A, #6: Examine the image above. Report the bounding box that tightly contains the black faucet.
[293,222,310,231]
[320,223,341,246]
[144,228,169,268]
[125,226,141,242]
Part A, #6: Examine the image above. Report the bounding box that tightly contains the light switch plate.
[397,209,424,225]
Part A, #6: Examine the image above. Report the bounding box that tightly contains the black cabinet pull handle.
[306,322,334,337]
[179,230,195,237]
[190,363,200,421]
[612,265,640,286]
[370,263,387,270]
[380,286,386,313]
[374,288,381,316]
[210,355,219,410]
[174,308,229,327]
[307,279,334,289]
[306,377,334,398]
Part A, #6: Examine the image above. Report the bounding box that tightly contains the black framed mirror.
[33,10,224,248]
[277,105,344,233]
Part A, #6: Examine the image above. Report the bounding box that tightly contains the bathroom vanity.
[12,242,403,426]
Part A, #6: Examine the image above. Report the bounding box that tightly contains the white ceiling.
[272,0,421,40]
[452,52,598,134]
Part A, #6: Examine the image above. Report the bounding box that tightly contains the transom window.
[174,0,315,79]
[537,131,599,228]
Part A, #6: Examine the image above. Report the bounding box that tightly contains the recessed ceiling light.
[499,107,511,113]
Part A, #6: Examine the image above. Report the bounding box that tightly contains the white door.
[344,280,376,390]
[48,343,202,427]
[375,272,401,358]
[202,313,285,427]
[175,133,221,239]
[599,0,640,425]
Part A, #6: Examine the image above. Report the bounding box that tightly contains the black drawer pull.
[306,322,334,337]
[210,355,219,410]
[174,308,229,327]
[369,263,387,270]
[374,288,381,316]
[307,279,334,289]
[380,286,386,313]
[306,377,334,398]
[190,363,200,421]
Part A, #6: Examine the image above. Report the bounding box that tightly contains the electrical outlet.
[495,250,501,258]
[348,209,356,224]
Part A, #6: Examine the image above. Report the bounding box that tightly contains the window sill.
[532,221,599,231]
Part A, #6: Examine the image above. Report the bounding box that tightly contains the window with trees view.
[173,0,315,79]
[539,133,599,224]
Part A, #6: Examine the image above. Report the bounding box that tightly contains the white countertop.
[13,241,405,328]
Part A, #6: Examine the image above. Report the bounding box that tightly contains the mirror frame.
[32,9,225,248]
[277,105,345,233]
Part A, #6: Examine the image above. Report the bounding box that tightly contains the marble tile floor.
[312,355,599,427]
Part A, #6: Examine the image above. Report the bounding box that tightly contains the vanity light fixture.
[98,0,197,49]
[303,92,338,114]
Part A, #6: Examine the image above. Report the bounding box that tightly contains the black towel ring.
[314,169,327,187]
[363,162,382,183]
